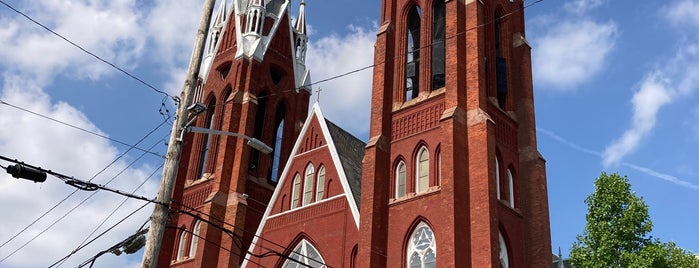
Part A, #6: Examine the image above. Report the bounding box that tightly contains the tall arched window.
[291,174,301,209]
[176,229,187,260]
[189,220,201,258]
[407,222,436,268]
[396,161,407,198]
[283,239,327,268]
[271,118,285,183]
[495,157,501,200]
[316,165,325,201]
[303,164,315,205]
[431,0,446,90]
[416,147,430,193]
[249,93,267,171]
[506,168,515,207]
[495,12,508,108]
[405,6,421,101]
[197,99,216,179]
[499,231,510,268]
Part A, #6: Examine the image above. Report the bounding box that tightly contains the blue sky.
[0,0,698,267]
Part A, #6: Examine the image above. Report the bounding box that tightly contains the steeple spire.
[294,0,306,35]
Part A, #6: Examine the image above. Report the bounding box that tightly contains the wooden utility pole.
[141,0,216,267]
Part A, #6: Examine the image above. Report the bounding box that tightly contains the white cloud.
[663,0,699,29]
[532,19,617,90]
[564,0,606,14]
[0,1,146,84]
[602,73,671,166]
[0,76,160,268]
[603,43,699,166]
[306,24,376,137]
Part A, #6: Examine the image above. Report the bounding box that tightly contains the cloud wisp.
[537,128,699,191]
[602,1,699,166]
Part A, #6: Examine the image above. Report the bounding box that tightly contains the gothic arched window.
[316,165,326,201]
[499,231,510,268]
[271,105,285,183]
[189,220,201,258]
[303,164,315,205]
[431,0,446,90]
[197,98,216,180]
[495,156,501,200]
[405,6,421,101]
[495,12,508,108]
[176,229,187,260]
[283,239,327,268]
[506,168,515,207]
[291,173,301,209]
[416,147,430,193]
[407,222,436,268]
[396,160,407,198]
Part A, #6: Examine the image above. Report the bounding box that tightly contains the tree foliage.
[570,172,699,268]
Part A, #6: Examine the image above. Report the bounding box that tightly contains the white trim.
[506,168,514,207]
[242,103,361,267]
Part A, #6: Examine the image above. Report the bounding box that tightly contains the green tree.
[570,172,699,268]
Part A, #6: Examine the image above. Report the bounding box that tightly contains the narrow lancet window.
[396,161,406,198]
[271,119,285,183]
[197,99,216,179]
[431,0,446,90]
[405,6,421,101]
[495,15,508,108]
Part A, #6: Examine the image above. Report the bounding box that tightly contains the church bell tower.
[358,0,552,267]
[159,1,312,267]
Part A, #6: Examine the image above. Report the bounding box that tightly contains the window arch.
[396,160,407,198]
[499,231,510,268]
[495,156,501,200]
[283,239,327,268]
[189,220,201,258]
[291,173,301,209]
[416,146,430,193]
[271,104,286,183]
[197,98,216,179]
[494,10,508,108]
[316,165,326,201]
[431,0,446,90]
[303,164,315,205]
[506,168,515,207]
[405,5,421,101]
[176,229,187,260]
[407,221,436,268]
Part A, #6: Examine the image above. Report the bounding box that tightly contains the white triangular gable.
[242,102,361,267]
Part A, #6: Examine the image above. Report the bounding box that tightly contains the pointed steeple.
[199,0,229,83]
[292,0,311,91]
[294,0,306,35]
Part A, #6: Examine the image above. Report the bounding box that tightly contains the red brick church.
[158,0,552,267]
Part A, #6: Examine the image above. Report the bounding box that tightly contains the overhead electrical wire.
[0,0,175,103]
[0,99,165,158]
[51,164,164,267]
[0,117,168,255]
[0,157,318,268]
[167,226,269,268]
[47,203,151,268]
[0,135,165,263]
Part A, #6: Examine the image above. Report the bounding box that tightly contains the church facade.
[159,0,551,267]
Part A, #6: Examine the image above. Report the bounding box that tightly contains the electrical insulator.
[6,164,47,183]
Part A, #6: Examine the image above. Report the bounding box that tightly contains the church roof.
[324,119,365,209]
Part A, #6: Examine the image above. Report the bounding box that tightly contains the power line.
[253,0,546,102]
[0,99,166,158]
[48,204,150,268]
[169,199,329,268]
[0,118,168,254]
[168,226,269,268]
[0,0,176,103]
[0,136,164,263]
[52,164,164,267]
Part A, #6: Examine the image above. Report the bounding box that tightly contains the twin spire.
[198,0,311,91]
